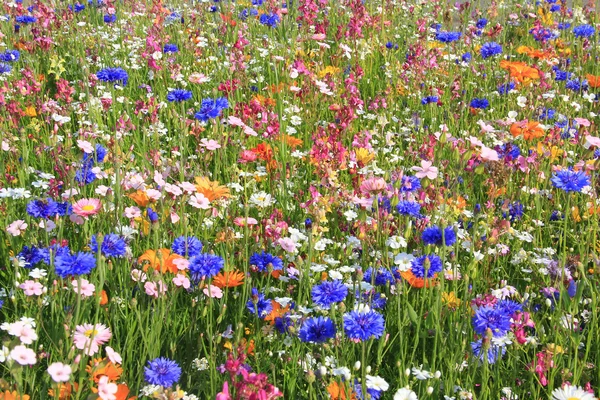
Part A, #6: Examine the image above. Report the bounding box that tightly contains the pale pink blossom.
[77,140,95,153]
[72,198,102,217]
[153,170,166,187]
[172,258,189,271]
[203,285,223,299]
[98,375,118,400]
[124,206,142,219]
[233,217,258,227]
[411,160,439,180]
[189,72,210,84]
[72,279,95,298]
[178,182,197,194]
[6,220,27,236]
[10,345,37,365]
[170,210,180,224]
[200,138,222,150]
[47,362,72,382]
[6,321,38,344]
[131,269,147,282]
[352,196,374,209]
[73,323,112,356]
[164,183,183,197]
[574,117,590,127]
[144,281,167,298]
[188,193,210,209]
[173,274,191,289]
[145,189,162,201]
[480,146,500,161]
[20,280,44,296]
[359,177,387,194]
[278,237,297,252]
[584,135,600,149]
[468,136,484,147]
[105,346,122,364]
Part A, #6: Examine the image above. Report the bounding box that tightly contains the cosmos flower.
[72,198,102,217]
[73,323,112,356]
[144,357,181,387]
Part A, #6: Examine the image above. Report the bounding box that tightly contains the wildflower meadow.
[1,0,600,399]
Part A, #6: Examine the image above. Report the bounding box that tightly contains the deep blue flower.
[507,201,524,221]
[435,31,461,43]
[82,144,108,164]
[476,18,488,29]
[354,379,383,400]
[470,98,489,109]
[363,267,394,286]
[55,251,96,278]
[385,41,398,50]
[75,165,96,185]
[18,246,50,268]
[573,24,595,38]
[167,89,192,102]
[472,306,512,337]
[0,63,12,74]
[165,12,183,24]
[15,15,37,24]
[298,316,336,343]
[259,13,280,27]
[239,8,259,20]
[558,22,571,30]
[551,169,590,192]
[461,52,472,63]
[96,67,128,86]
[554,69,571,81]
[89,234,127,257]
[400,175,421,192]
[496,300,523,316]
[249,251,283,272]
[396,200,422,218]
[343,310,385,341]
[410,254,443,278]
[144,357,181,387]
[172,236,203,257]
[146,207,159,223]
[163,43,179,53]
[566,78,587,92]
[26,198,59,219]
[530,27,554,41]
[311,280,348,309]
[421,226,456,246]
[550,4,560,11]
[274,315,293,333]
[74,3,86,12]
[189,253,224,281]
[480,42,502,59]
[421,96,439,105]
[359,290,387,309]
[0,50,20,62]
[539,108,556,120]
[471,339,506,364]
[194,97,229,121]
[103,14,116,23]
[497,82,515,94]
[247,288,272,318]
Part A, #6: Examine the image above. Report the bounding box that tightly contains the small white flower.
[366,375,389,392]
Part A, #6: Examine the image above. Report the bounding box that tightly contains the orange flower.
[48,383,78,400]
[264,300,290,324]
[213,270,245,288]
[586,74,600,88]
[400,270,437,288]
[128,190,150,207]
[251,143,274,161]
[100,290,109,305]
[138,249,183,274]
[86,358,122,383]
[327,382,355,400]
[510,120,544,140]
[0,391,30,400]
[194,177,230,202]
[279,134,303,148]
[499,61,540,84]
[23,106,37,117]
[115,384,137,400]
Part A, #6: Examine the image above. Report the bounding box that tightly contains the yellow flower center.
[81,205,96,211]
[84,329,98,337]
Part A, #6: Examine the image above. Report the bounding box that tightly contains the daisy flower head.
[73,323,111,356]
[72,198,102,217]
[552,384,597,400]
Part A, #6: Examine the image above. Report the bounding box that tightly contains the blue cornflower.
[497,143,521,159]
[249,251,283,272]
[400,175,421,192]
[471,339,506,364]
[18,246,50,268]
[172,236,203,257]
[26,198,59,219]
[0,63,12,74]
[74,3,86,12]
[566,78,587,92]
[539,108,556,120]
[89,234,127,257]
[421,226,456,246]
[558,22,571,30]
[410,254,443,278]
[421,96,439,105]
[363,267,394,286]
[167,89,192,102]
[461,52,472,63]
[470,98,489,109]
[103,14,116,23]
[396,200,422,218]
[0,50,20,62]
[194,97,229,121]
[15,15,37,24]
[554,69,571,81]
[298,317,336,343]
[507,201,524,221]
[496,300,523,316]
[551,169,590,192]
[247,288,273,318]
[435,31,461,43]
[497,82,515,94]
[189,253,225,281]
[163,43,178,53]
[259,13,280,27]
[82,144,108,164]
[165,12,183,24]
[144,357,181,387]
[146,207,159,223]
[550,4,560,11]
[530,27,554,41]
[55,251,96,278]
[239,8,259,20]
[359,290,387,309]
[472,306,512,337]
[476,18,488,29]
[343,310,385,341]
[354,380,383,400]
[311,280,348,309]
[96,67,128,86]
[480,42,502,59]
[385,41,398,50]
[75,165,96,185]
[573,24,595,38]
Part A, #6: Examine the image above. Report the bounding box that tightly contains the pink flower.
[352,196,374,209]
[72,278,95,298]
[179,181,197,194]
[200,138,222,150]
[216,381,232,400]
[480,146,500,161]
[359,177,387,194]
[98,375,118,400]
[131,269,147,282]
[72,323,112,356]
[6,321,38,344]
[189,72,209,84]
[203,285,223,298]
[144,281,167,298]
[239,150,258,163]
[278,237,297,252]
[20,280,44,296]
[77,140,95,153]
[233,217,258,227]
[10,345,37,365]
[172,258,189,271]
[105,346,122,364]
[584,135,600,149]
[411,160,438,179]
[145,189,162,201]
[173,274,191,289]
[47,362,72,382]
[188,193,210,209]
[6,220,27,236]
[72,198,102,217]
[124,206,141,218]
[574,117,590,127]
[468,136,484,147]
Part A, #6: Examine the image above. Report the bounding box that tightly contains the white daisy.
[366,375,389,392]
[394,387,418,400]
[552,384,597,400]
